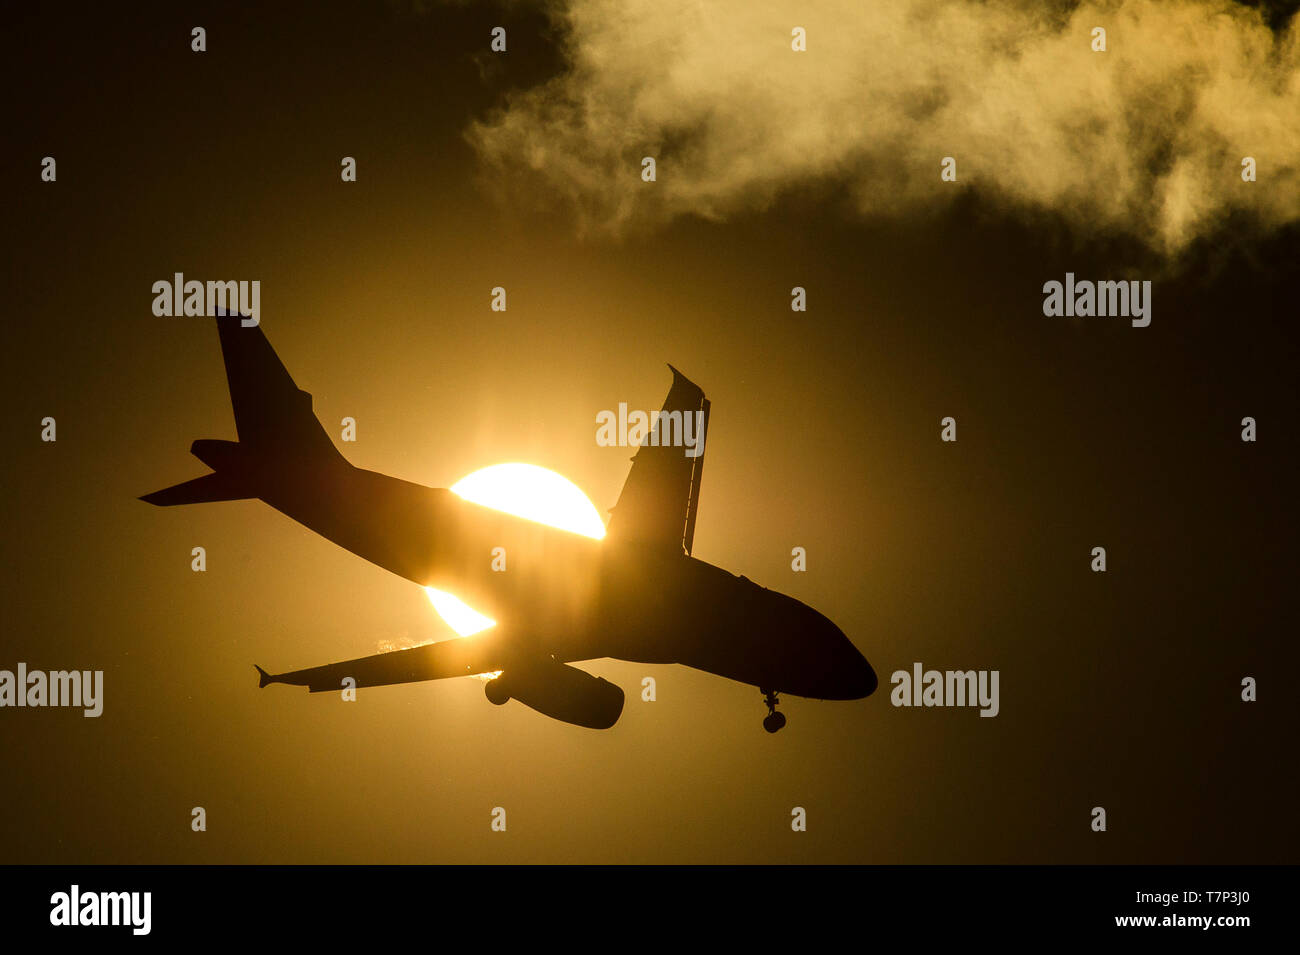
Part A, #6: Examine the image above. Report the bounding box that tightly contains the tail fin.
[254,665,274,689]
[141,315,342,507]
[215,315,340,460]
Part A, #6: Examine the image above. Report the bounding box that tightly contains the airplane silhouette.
[142,317,878,731]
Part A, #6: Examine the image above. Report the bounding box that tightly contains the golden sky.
[3,0,1296,864]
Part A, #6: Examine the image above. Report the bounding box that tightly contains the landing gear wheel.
[484,678,509,706]
[760,687,786,733]
[763,711,787,733]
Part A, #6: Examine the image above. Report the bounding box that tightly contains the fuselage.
[254,454,876,701]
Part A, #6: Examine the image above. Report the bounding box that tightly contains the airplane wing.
[256,635,625,728]
[606,365,711,555]
[256,632,508,693]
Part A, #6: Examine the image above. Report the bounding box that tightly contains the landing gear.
[761,688,787,733]
[484,677,509,706]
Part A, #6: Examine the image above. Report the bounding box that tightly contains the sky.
[3,0,1297,863]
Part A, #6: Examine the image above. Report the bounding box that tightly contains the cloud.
[465,0,1300,252]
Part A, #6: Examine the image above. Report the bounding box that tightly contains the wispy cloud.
[465,0,1300,252]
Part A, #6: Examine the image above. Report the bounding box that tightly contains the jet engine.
[485,657,624,729]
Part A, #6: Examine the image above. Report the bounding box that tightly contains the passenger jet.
[141,317,878,731]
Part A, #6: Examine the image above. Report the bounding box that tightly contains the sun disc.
[424,587,496,637]
[427,464,604,640]
[449,462,606,539]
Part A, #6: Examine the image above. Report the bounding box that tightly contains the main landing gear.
[761,688,787,733]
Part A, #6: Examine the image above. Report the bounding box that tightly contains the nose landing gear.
[761,688,787,733]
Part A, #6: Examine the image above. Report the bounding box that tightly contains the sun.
[427,463,605,641]
[423,587,501,678]
[449,462,606,540]
[424,587,496,637]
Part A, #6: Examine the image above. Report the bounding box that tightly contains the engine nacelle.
[484,677,509,706]
[492,658,624,729]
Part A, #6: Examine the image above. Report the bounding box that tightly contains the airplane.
[141,316,878,732]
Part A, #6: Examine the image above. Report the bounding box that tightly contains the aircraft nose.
[848,648,878,698]
[826,616,877,699]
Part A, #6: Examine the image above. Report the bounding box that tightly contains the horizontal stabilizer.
[139,471,253,507]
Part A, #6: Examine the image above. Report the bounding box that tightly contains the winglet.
[606,364,709,555]
[254,665,273,689]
